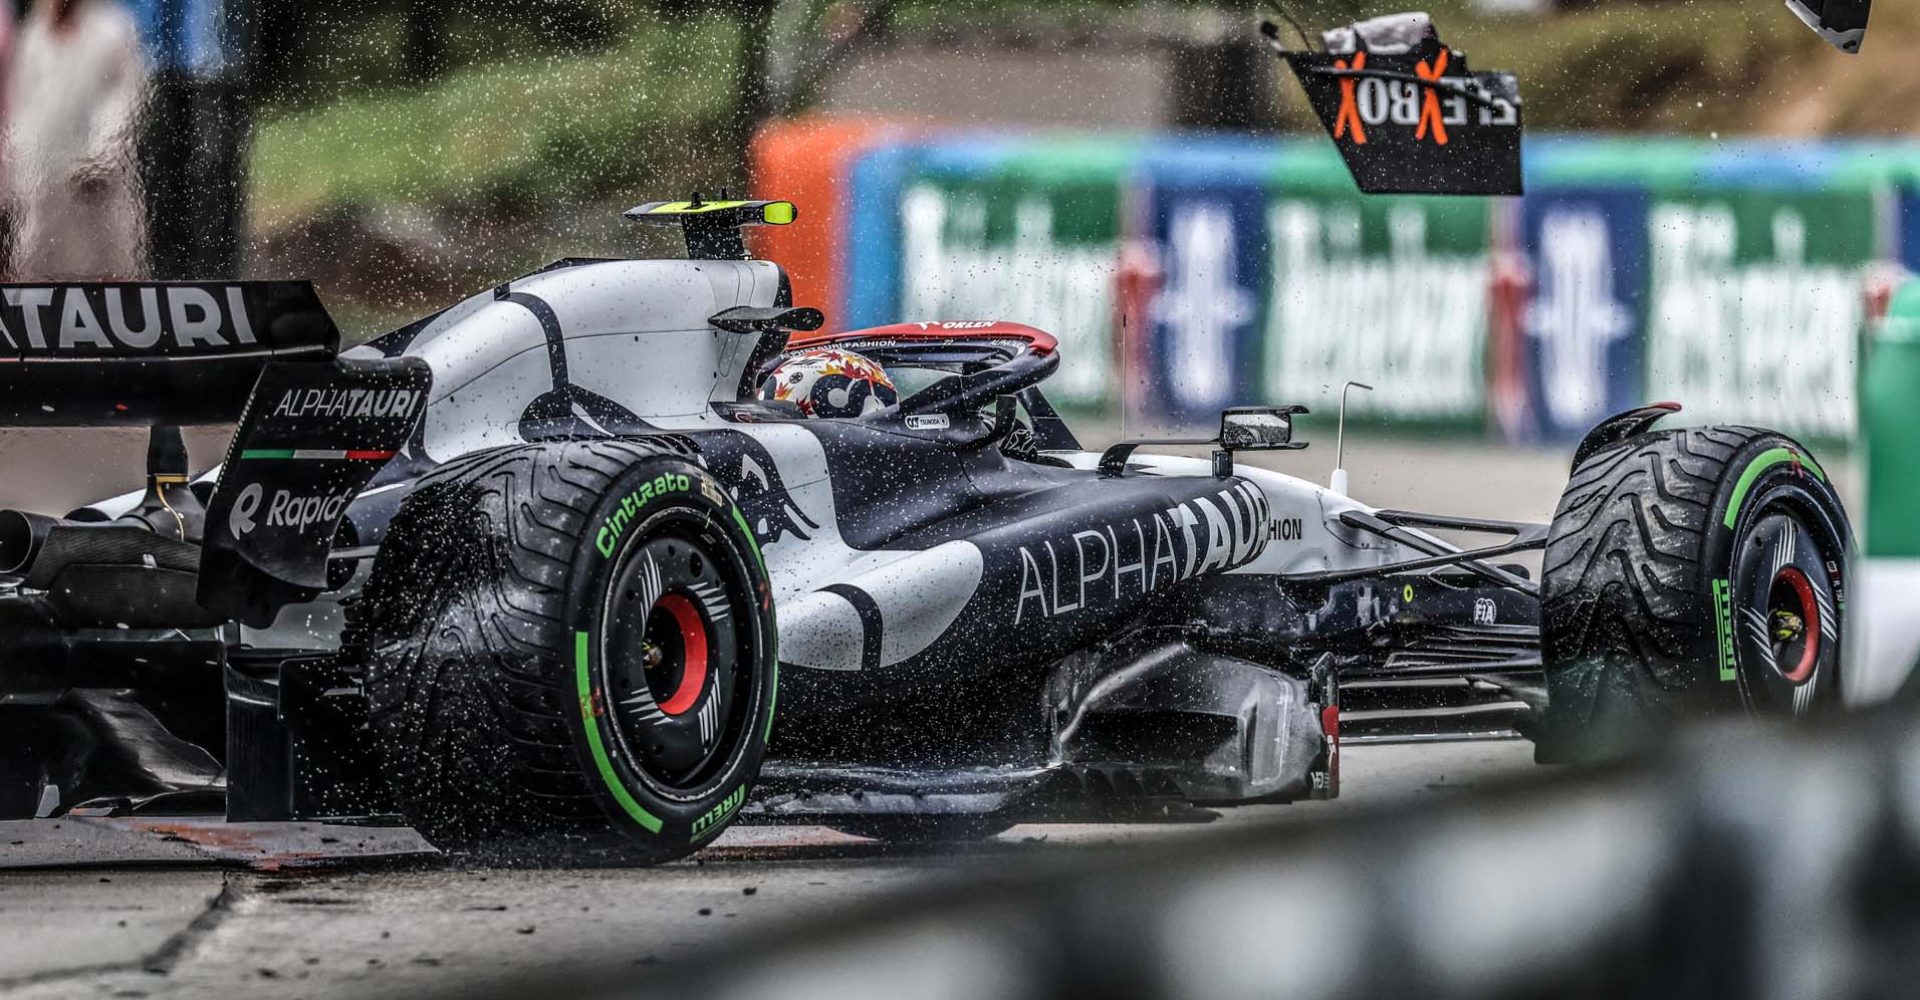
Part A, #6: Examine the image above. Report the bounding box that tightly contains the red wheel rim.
[653,593,709,715]
[1774,566,1820,684]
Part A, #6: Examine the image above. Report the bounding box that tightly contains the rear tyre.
[1538,427,1849,761]
[348,440,777,864]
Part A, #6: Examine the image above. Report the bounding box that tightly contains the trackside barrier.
[446,705,1920,1000]
[1855,278,1920,702]
[750,127,1920,445]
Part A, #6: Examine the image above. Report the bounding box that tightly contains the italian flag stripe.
[240,448,397,461]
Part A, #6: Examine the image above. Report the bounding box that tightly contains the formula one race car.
[0,199,1853,862]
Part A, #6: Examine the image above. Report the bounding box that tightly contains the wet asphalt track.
[0,741,1536,999]
[0,433,1863,998]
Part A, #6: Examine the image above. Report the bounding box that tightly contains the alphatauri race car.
[0,199,1853,862]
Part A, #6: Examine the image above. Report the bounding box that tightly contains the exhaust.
[0,511,201,586]
[0,427,207,581]
[0,510,56,576]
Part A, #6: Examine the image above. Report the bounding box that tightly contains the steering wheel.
[780,321,1061,422]
[892,345,1058,419]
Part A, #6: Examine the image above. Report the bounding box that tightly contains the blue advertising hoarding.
[1142,180,1269,427]
[1518,188,1649,442]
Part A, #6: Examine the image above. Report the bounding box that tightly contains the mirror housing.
[1785,0,1868,53]
[1096,405,1309,479]
[1219,406,1309,452]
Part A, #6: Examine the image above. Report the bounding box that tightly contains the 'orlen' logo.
[912,320,997,331]
[1526,209,1631,429]
[229,484,352,537]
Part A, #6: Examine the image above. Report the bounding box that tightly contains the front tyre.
[1538,427,1850,761]
[349,440,777,864]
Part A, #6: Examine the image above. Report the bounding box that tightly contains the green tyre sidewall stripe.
[1709,435,1851,704]
[731,505,779,743]
[564,455,777,851]
[575,630,664,834]
[1723,446,1827,530]
[1717,445,1823,687]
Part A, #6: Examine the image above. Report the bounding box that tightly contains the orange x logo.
[1414,49,1450,145]
[1332,51,1367,145]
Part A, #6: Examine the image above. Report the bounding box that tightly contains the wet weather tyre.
[1538,427,1850,762]
[347,440,777,864]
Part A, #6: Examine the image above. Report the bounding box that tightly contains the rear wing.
[1262,13,1523,196]
[0,281,432,627]
[0,281,338,425]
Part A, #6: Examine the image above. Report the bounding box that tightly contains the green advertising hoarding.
[896,156,1123,411]
[1643,190,1875,441]
[865,134,1897,440]
[1261,183,1492,427]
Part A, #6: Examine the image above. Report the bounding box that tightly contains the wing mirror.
[1099,405,1309,479]
[1219,406,1308,452]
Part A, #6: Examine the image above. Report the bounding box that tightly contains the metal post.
[1330,380,1373,496]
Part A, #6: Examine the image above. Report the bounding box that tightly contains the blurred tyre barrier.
[757,126,1920,447]
[453,707,1920,1000]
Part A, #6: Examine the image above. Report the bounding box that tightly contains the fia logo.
[1472,597,1498,625]
[1151,202,1254,410]
[1526,209,1631,429]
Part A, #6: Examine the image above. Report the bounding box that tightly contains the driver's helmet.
[758,348,898,418]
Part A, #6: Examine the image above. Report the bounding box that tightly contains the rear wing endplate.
[198,356,432,626]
